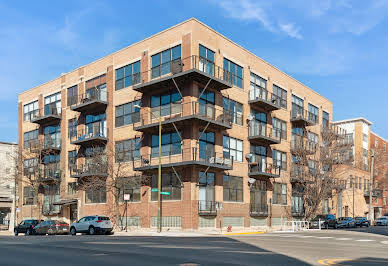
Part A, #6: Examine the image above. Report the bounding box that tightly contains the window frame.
[223,175,243,202]
[223,136,243,162]
[23,101,39,121]
[115,100,141,127]
[223,58,243,88]
[115,61,141,90]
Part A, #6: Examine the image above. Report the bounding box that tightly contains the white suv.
[70,215,113,235]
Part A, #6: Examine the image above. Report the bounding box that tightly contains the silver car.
[70,215,113,235]
[375,217,388,226]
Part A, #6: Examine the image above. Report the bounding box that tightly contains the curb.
[224,231,265,236]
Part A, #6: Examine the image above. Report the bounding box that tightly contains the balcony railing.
[43,137,61,151]
[133,55,235,92]
[248,121,281,144]
[39,166,61,182]
[290,105,318,126]
[31,106,61,125]
[28,138,61,154]
[198,200,217,216]
[70,162,108,178]
[249,87,282,111]
[133,147,233,171]
[70,125,108,146]
[291,206,305,217]
[250,203,268,217]
[70,89,108,113]
[248,161,280,178]
[134,101,233,131]
[291,135,317,154]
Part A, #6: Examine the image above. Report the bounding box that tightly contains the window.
[322,111,329,128]
[151,90,181,118]
[375,140,379,147]
[307,131,318,150]
[44,92,61,116]
[384,197,387,206]
[23,186,36,205]
[199,130,215,160]
[152,132,181,157]
[199,44,215,75]
[85,186,106,203]
[151,172,181,201]
[43,125,61,149]
[292,95,304,117]
[24,158,38,176]
[86,74,107,101]
[86,113,106,137]
[119,179,141,202]
[67,85,78,106]
[223,175,243,202]
[115,61,141,90]
[250,145,267,172]
[273,150,287,170]
[349,176,353,188]
[308,160,317,175]
[68,118,77,139]
[68,150,76,171]
[115,138,141,162]
[224,58,243,88]
[68,182,77,195]
[115,100,140,127]
[223,97,243,125]
[223,136,243,162]
[273,183,287,205]
[249,72,267,101]
[43,184,60,214]
[363,134,368,142]
[24,129,38,149]
[273,118,287,140]
[273,85,287,109]
[23,100,39,121]
[384,143,386,152]
[308,103,318,123]
[151,45,181,79]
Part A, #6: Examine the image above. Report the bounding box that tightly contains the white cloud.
[279,23,302,39]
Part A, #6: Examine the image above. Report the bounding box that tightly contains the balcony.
[31,107,61,125]
[133,55,233,93]
[133,147,233,172]
[70,163,108,179]
[291,136,317,155]
[70,89,108,113]
[70,126,108,147]
[250,203,268,217]
[249,87,281,111]
[134,101,233,133]
[37,167,61,182]
[248,161,280,178]
[248,122,281,145]
[290,165,314,183]
[290,106,318,126]
[291,206,305,217]
[198,200,217,216]
[29,139,61,154]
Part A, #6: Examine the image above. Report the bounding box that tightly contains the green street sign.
[151,188,158,192]
[160,192,170,195]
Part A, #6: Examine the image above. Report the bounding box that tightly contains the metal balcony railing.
[31,106,61,124]
[70,124,108,145]
[248,160,281,177]
[133,147,233,170]
[249,203,268,216]
[40,166,61,181]
[198,200,217,215]
[70,89,107,107]
[248,121,281,143]
[290,104,318,125]
[43,137,61,150]
[249,86,282,110]
[291,135,317,154]
[135,101,233,129]
[70,162,108,178]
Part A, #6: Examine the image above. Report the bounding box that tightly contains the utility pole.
[369,150,375,223]
[352,182,355,218]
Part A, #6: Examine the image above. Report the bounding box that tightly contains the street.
[1,228,388,265]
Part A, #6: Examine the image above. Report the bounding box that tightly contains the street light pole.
[369,150,375,223]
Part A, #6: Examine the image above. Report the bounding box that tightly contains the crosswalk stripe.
[356,239,374,242]
[336,238,352,240]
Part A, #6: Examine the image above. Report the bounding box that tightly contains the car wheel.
[26,229,32,236]
[70,227,76,236]
[14,229,18,236]
[88,226,95,235]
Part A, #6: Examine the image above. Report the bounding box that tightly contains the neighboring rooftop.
[371,131,388,143]
[333,117,373,126]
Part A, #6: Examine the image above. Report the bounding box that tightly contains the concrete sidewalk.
[112,229,266,237]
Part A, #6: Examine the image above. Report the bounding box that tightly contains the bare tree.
[288,125,354,220]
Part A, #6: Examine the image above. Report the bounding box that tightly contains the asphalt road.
[1,229,388,266]
[340,224,388,236]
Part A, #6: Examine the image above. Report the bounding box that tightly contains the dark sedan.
[355,217,370,227]
[33,220,69,235]
[14,219,42,236]
[337,217,356,228]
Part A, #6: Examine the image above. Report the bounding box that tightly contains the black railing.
[70,124,108,143]
[291,135,317,154]
[291,104,318,125]
[248,121,281,142]
[249,203,268,216]
[70,162,108,177]
[249,86,282,108]
[69,88,108,108]
[248,160,281,176]
[198,200,217,215]
[32,106,61,121]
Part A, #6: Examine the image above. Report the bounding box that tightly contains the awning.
[53,199,78,206]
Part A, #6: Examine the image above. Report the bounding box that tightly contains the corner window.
[322,111,329,128]
[223,175,243,202]
[199,44,215,75]
[224,58,243,88]
[151,90,182,118]
[115,61,140,90]
[152,132,181,157]
[151,45,181,79]
[308,103,318,123]
[44,92,61,116]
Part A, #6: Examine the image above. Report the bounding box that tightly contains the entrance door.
[198,172,215,212]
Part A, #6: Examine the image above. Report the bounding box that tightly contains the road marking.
[356,239,374,242]
[336,238,352,240]
[381,241,388,244]
[316,236,333,239]
[318,258,350,265]
[224,231,264,236]
[299,235,314,238]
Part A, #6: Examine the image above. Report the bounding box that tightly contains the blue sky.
[1,0,387,142]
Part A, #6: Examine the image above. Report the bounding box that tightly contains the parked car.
[70,215,113,235]
[14,219,42,236]
[309,214,336,229]
[354,217,370,227]
[33,220,69,235]
[326,215,341,229]
[374,217,388,226]
[337,217,356,228]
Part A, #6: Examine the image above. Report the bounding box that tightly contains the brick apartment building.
[18,18,338,230]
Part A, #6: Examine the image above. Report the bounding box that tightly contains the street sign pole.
[123,194,130,232]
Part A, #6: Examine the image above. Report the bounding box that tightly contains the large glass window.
[67,85,78,106]
[86,186,106,203]
[224,58,243,88]
[23,101,39,121]
[199,44,215,75]
[152,132,181,157]
[151,45,181,79]
[322,111,329,129]
[23,158,38,176]
[115,138,141,162]
[249,72,267,101]
[151,90,181,118]
[68,150,76,171]
[273,118,287,140]
[115,61,141,90]
[115,100,140,127]
[292,95,304,117]
[24,129,39,149]
[308,103,318,123]
[223,97,243,125]
[250,180,267,210]
[273,183,287,205]
[44,92,61,116]
[249,111,267,137]
[43,184,60,214]
[23,186,36,205]
[199,130,215,161]
[223,136,243,162]
[273,150,287,170]
[273,85,287,109]
[223,175,243,202]
[68,118,77,139]
[250,145,267,173]
[85,113,106,137]
[151,172,181,201]
[43,125,61,149]
[118,178,141,203]
[86,74,107,101]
